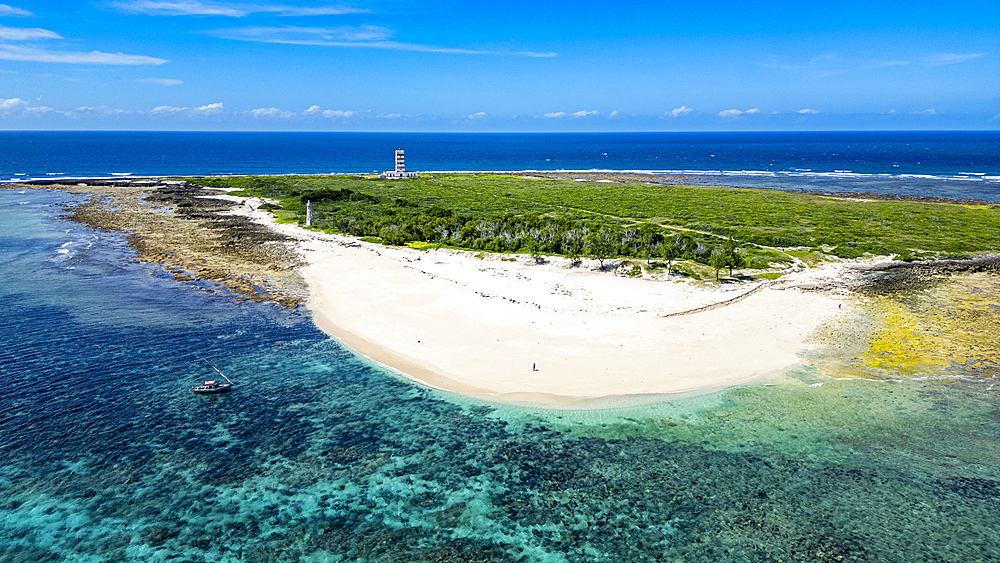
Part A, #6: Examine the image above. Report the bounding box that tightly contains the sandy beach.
[213,193,854,404]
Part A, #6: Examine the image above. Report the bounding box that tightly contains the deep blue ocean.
[3,130,1000,201]
[3,133,1000,561]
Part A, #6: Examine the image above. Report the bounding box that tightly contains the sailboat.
[192,357,235,394]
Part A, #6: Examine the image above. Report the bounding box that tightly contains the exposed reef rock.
[852,256,1000,296]
[31,180,307,307]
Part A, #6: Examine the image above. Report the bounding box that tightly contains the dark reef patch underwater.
[2,189,1000,562]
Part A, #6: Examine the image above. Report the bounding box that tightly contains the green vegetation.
[187,174,1000,271]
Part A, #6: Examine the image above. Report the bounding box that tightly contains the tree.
[566,239,583,267]
[709,247,728,281]
[524,237,544,264]
[673,234,695,259]
[722,235,746,276]
[728,247,746,276]
[638,225,662,265]
[659,238,679,273]
[379,224,409,246]
[621,228,638,255]
[585,232,616,270]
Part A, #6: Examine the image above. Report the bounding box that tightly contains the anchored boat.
[193,358,235,394]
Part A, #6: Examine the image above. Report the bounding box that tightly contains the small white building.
[380,149,418,179]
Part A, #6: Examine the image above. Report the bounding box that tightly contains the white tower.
[305,200,313,226]
[380,148,418,179]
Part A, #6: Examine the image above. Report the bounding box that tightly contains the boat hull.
[192,384,233,394]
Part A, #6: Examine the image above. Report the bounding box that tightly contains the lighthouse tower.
[380,149,419,179]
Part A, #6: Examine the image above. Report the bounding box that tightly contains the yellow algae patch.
[860,300,951,372]
[857,272,1000,377]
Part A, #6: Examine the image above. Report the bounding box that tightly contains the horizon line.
[3,128,998,134]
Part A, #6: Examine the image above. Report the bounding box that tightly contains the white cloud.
[571,110,598,118]
[152,105,186,113]
[248,107,294,119]
[377,113,401,119]
[0,97,27,110]
[0,97,54,116]
[110,1,369,17]
[113,1,243,16]
[0,4,32,16]
[0,25,62,41]
[667,106,693,117]
[767,53,916,78]
[210,25,394,44]
[543,112,565,118]
[205,25,557,57]
[304,105,355,119]
[608,110,619,119]
[70,105,128,117]
[138,77,182,86]
[0,18,167,67]
[914,109,937,115]
[151,102,224,115]
[25,105,54,114]
[322,110,354,118]
[197,102,224,114]
[797,108,820,114]
[0,44,167,65]
[468,111,486,119]
[719,107,760,118]
[927,53,983,66]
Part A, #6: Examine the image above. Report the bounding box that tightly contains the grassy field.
[185,173,1000,269]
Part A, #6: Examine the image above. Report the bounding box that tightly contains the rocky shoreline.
[16,180,307,308]
[852,256,1000,296]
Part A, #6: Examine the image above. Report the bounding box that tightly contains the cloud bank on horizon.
[0,0,996,131]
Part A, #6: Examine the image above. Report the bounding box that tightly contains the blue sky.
[0,0,997,131]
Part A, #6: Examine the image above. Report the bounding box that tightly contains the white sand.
[223,194,851,404]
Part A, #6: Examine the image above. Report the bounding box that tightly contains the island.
[16,172,1000,404]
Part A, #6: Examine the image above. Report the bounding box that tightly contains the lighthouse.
[380,149,419,179]
[394,149,405,172]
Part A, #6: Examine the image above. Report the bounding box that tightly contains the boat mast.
[199,357,234,385]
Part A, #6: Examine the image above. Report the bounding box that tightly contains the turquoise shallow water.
[2,188,1000,562]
